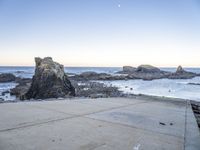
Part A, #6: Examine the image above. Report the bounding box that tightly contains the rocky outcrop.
[23,57,75,100]
[116,65,170,80]
[0,73,16,83]
[71,65,198,81]
[122,66,136,73]
[72,81,123,98]
[10,78,32,98]
[176,65,184,73]
[168,66,196,79]
[136,65,161,73]
[116,65,198,80]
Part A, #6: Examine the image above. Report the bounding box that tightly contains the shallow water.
[0,82,17,101]
[100,77,200,102]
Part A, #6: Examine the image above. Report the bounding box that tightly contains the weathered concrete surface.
[0,97,199,150]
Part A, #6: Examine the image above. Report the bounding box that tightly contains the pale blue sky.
[0,0,200,67]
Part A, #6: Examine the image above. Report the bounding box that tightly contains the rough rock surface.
[0,73,16,83]
[10,78,32,98]
[23,57,75,100]
[71,80,123,98]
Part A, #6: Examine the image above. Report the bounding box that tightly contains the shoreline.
[0,91,192,102]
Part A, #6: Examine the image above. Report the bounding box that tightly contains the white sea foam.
[0,82,17,101]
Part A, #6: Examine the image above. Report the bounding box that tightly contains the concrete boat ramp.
[0,97,199,150]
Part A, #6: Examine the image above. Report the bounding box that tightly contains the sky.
[0,0,200,67]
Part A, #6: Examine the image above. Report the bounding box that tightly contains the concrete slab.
[0,97,199,150]
[0,117,183,150]
[88,100,186,138]
[26,98,146,115]
[0,102,72,131]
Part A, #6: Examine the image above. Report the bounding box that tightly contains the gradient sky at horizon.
[0,0,200,67]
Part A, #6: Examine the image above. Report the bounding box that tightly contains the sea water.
[100,77,200,101]
[0,66,200,101]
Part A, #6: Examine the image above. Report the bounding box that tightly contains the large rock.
[136,65,161,73]
[24,57,75,99]
[116,66,136,74]
[116,65,164,78]
[123,66,136,73]
[0,73,16,83]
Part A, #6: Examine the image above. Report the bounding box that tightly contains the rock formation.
[136,65,161,73]
[115,65,198,80]
[176,65,184,73]
[116,65,170,80]
[122,66,136,73]
[0,73,16,83]
[10,78,32,98]
[168,65,196,79]
[23,57,75,99]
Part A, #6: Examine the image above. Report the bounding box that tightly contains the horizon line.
[0,65,200,68]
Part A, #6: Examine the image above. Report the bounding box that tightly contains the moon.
[118,4,121,8]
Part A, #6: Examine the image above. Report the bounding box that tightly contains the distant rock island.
[116,65,197,80]
[70,64,198,81]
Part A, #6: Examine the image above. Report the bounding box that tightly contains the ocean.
[0,66,200,102]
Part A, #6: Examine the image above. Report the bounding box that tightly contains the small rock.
[159,122,166,126]
[0,73,16,83]
[1,90,10,96]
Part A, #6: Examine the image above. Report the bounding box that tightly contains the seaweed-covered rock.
[23,57,75,100]
[72,81,122,98]
[0,73,16,83]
